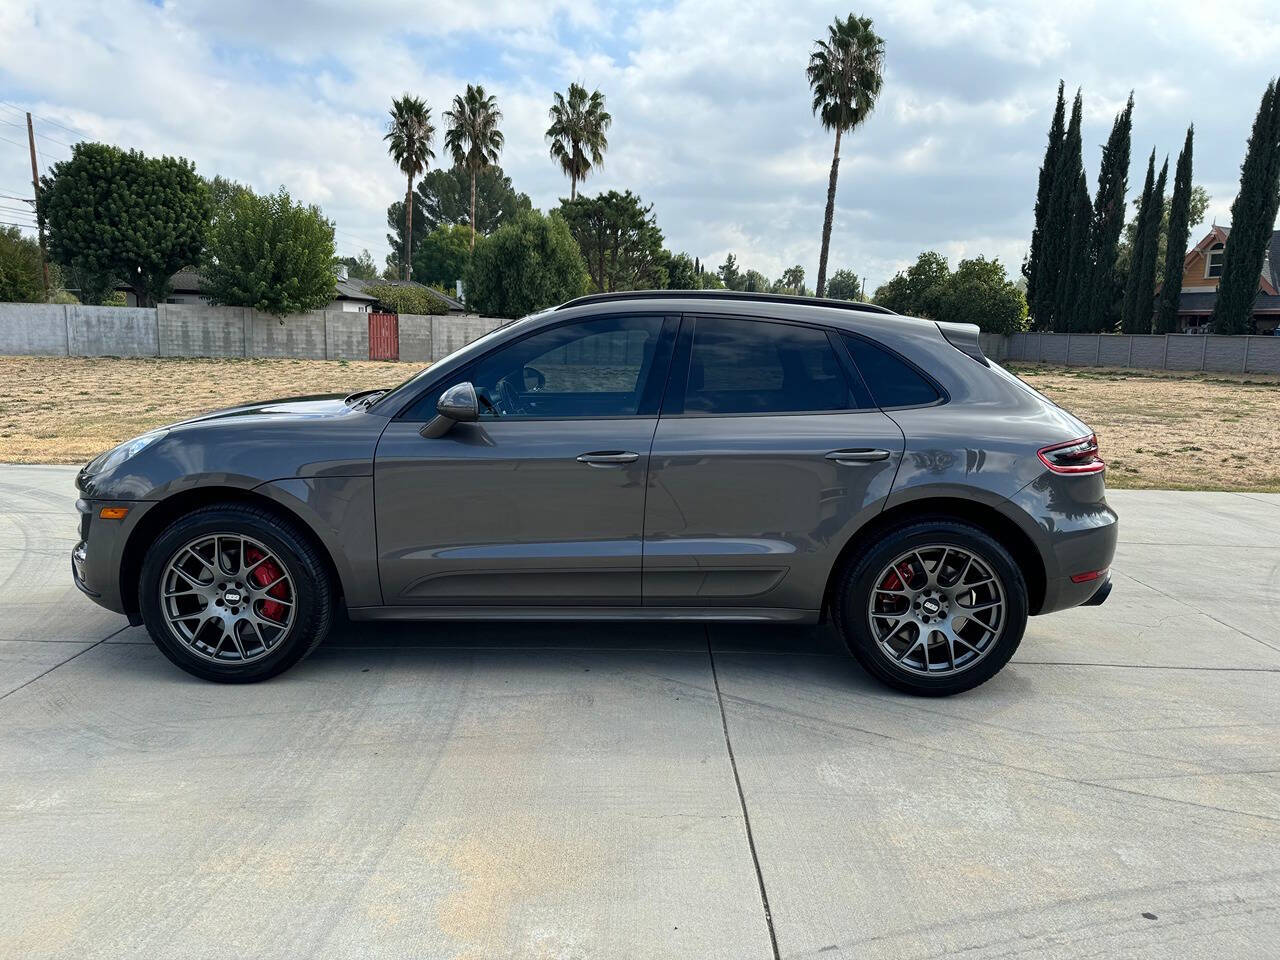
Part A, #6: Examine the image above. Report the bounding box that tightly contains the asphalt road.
[1,464,1278,959]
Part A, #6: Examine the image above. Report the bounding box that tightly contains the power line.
[0,220,37,230]
[0,101,85,139]
[0,192,33,202]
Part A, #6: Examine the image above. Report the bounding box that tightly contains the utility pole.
[26,112,51,302]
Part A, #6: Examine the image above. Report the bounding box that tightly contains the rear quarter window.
[842,335,941,408]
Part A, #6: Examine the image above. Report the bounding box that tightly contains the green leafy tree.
[742,269,771,293]
[445,85,504,251]
[807,14,885,297]
[1156,127,1196,334]
[558,190,667,292]
[463,210,587,317]
[1081,93,1134,331]
[0,226,47,302]
[546,83,612,201]
[201,187,336,316]
[335,249,379,281]
[663,251,699,290]
[825,268,863,300]
[384,94,436,281]
[1025,81,1066,323]
[718,253,742,290]
[1042,89,1082,332]
[1122,151,1167,333]
[873,251,950,317]
[39,142,209,305]
[780,265,805,295]
[938,257,1028,335]
[1212,79,1280,335]
[365,282,447,315]
[411,224,471,288]
[385,165,530,273]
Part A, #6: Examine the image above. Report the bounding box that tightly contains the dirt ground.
[1,354,1277,492]
[1008,363,1280,492]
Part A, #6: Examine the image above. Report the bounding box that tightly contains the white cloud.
[0,0,1277,292]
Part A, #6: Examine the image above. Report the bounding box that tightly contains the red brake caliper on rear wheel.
[245,546,288,623]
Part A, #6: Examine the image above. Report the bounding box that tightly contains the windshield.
[368,313,541,413]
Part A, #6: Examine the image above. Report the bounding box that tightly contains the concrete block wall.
[398,314,433,363]
[1004,332,1280,374]
[158,304,245,357]
[0,303,73,355]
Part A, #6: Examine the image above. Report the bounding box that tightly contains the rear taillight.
[1038,434,1105,475]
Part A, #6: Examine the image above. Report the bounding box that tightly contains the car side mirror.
[420,381,479,438]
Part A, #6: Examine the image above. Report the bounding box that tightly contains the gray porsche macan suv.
[73,291,1116,695]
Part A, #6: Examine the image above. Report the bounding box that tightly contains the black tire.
[831,520,1028,696]
[138,504,334,683]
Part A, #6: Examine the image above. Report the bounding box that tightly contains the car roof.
[557,289,897,316]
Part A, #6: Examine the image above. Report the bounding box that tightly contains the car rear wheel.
[832,520,1027,696]
[138,505,333,683]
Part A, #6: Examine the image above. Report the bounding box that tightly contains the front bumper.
[73,497,155,619]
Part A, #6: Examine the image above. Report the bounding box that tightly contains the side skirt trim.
[346,605,819,624]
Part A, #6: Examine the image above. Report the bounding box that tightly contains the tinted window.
[843,335,941,408]
[682,317,858,415]
[404,315,666,420]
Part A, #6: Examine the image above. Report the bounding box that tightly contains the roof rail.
[555,289,897,316]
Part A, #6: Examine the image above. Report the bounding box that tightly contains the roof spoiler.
[935,321,989,366]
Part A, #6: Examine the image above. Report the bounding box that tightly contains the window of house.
[1206,243,1224,279]
[681,317,859,415]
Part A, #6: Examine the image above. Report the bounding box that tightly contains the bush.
[0,226,45,302]
[367,283,448,315]
[463,210,588,317]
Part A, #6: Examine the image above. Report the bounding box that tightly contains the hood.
[173,394,354,428]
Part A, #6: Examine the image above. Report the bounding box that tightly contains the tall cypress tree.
[1041,90,1082,332]
[1026,82,1067,330]
[1156,125,1195,334]
[1212,79,1280,335]
[1060,172,1092,331]
[1083,93,1134,332]
[1136,158,1167,332]
[1122,151,1162,332]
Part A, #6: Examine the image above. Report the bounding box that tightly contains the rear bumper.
[1082,574,1112,606]
[1003,474,1118,616]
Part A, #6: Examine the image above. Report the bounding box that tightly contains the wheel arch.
[824,496,1047,618]
[119,486,345,624]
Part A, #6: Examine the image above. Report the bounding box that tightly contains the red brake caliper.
[880,562,914,592]
[245,546,288,622]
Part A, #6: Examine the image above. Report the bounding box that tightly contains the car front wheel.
[138,505,333,683]
[832,520,1028,696]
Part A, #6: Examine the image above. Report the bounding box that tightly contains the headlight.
[85,429,168,475]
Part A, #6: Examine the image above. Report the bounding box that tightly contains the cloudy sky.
[1,1,1278,291]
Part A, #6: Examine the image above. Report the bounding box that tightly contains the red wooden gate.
[368,312,399,360]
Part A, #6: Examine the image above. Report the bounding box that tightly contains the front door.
[374,314,676,607]
[643,314,905,613]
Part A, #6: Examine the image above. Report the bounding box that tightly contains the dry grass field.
[0,354,1277,491]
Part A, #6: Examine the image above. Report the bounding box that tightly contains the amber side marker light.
[99,506,130,520]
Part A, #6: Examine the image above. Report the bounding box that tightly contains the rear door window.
[678,316,862,415]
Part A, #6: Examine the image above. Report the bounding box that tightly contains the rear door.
[642,314,904,613]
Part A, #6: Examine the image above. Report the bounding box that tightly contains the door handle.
[825,449,891,465]
[576,451,640,466]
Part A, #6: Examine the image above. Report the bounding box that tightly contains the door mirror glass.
[420,382,480,438]
[437,381,480,422]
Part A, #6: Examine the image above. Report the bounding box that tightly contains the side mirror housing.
[420,381,479,438]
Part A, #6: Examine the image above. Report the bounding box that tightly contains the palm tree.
[383,94,435,280]
[807,15,884,297]
[444,85,504,250]
[546,83,612,201]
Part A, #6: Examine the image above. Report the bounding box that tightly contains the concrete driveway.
[1,464,1277,959]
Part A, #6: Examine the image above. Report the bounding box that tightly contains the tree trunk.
[403,174,413,281]
[470,167,477,251]
[570,175,577,202]
[816,127,842,298]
